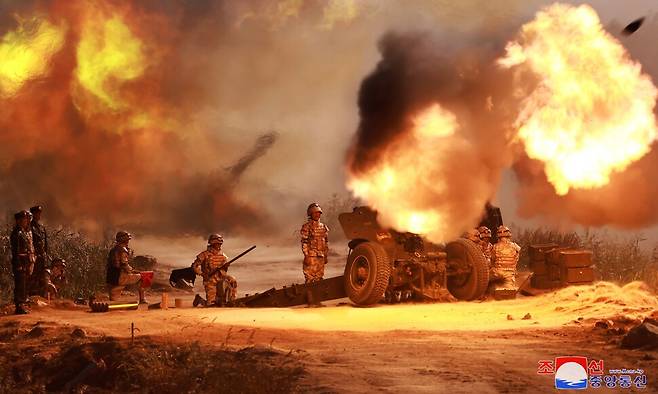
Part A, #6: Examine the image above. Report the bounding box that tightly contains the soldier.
[478,226,493,266]
[106,231,148,303]
[10,210,36,314]
[45,258,67,299]
[192,234,238,306]
[300,203,329,284]
[490,225,520,290]
[29,205,49,297]
[462,228,481,245]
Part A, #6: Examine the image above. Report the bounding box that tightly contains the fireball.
[348,104,466,241]
[0,16,66,98]
[74,11,147,112]
[499,3,658,195]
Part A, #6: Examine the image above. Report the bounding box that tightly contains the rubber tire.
[446,238,489,300]
[343,242,392,306]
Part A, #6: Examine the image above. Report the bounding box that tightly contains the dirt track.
[2,281,658,393]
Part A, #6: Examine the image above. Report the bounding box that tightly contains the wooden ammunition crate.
[560,266,595,284]
[557,250,593,268]
[547,263,562,282]
[529,243,560,276]
[530,274,562,289]
[529,243,559,262]
[530,260,548,275]
[546,247,571,266]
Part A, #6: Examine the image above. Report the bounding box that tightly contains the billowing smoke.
[346,31,519,242]
[347,3,658,239]
[0,0,368,238]
[4,0,658,242]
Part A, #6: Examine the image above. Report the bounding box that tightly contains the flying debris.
[622,17,645,35]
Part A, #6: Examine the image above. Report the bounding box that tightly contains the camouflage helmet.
[497,225,512,239]
[307,203,323,216]
[462,228,481,243]
[208,233,224,245]
[478,226,492,239]
[115,231,132,243]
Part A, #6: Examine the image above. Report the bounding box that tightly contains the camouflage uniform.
[478,226,493,267]
[106,231,147,302]
[192,235,237,305]
[29,206,49,296]
[491,226,520,290]
[301,203,329,283]
[10,211,36,312]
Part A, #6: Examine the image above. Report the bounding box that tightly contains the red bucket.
[140,271,154,288]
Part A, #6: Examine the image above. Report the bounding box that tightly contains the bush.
[0,221,111,304]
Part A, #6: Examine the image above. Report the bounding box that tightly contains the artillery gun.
[234,205,503,307]
[340,206,495,305]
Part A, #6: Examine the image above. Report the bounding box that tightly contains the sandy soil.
[2,281,658,393]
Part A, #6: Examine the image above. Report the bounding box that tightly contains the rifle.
[207,245,257,278]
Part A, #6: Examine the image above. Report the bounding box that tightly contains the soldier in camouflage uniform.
[192,234,237,306]
[10,211,36,314]
[462,228,481,245]
[29,206,49,297]
[478,226,493,267]
[106,231,148,303]
[490,225,520,290]
[300,203,329,284]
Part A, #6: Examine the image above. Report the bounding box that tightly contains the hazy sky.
[3,0,658,247]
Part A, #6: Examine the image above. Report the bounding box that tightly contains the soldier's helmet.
[14,210,29,220]
[115,231,132,243]
[208,233,224,245]
[462,228,481,243]
[307,203,323,216]
[478,226,492,240]
[52,258,66,268]
[497,225,512,239]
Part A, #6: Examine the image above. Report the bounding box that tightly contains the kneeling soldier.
[192,234,237,306]
[106,231,148,304]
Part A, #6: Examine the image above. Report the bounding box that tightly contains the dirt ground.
[1,281,658,393]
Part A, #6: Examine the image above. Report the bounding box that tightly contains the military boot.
[193,294,207,307]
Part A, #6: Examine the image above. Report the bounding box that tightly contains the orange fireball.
[348,104,486,242]
[499,3,658,195]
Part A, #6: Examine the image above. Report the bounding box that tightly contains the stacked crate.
[529,244,595,289]
[529,243,561,289]
[550,249,595,286]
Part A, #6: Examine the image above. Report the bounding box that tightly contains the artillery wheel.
[446,238,489,300]
[343,242,391,306]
